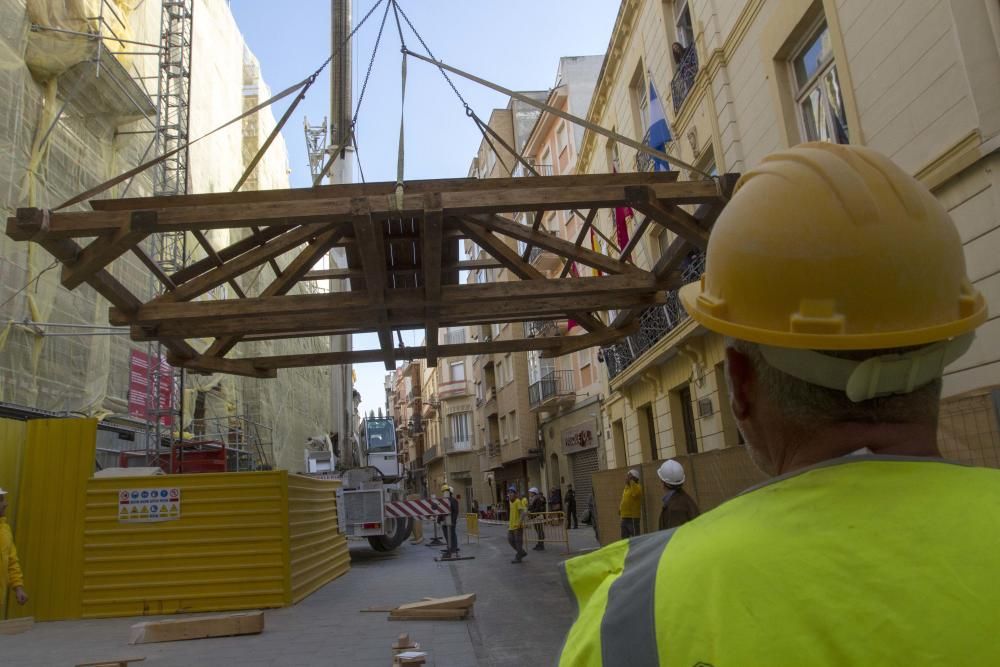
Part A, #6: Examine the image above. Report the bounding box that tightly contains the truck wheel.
[367,515,413,552]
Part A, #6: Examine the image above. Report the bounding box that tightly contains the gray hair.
[725,338,942,427]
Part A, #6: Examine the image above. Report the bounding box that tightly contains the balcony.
[513,161,553,178]
[601,250,705,381]
[529,370,576,411]
[407,389,421,404]
[526,319,566,338]
[439,379,471,400]
[443,436,472,454]
[670,44,699,113]
[480,441,502,471]
[424,445,441,463]
[422,395,439,418]
[484,387,498,416]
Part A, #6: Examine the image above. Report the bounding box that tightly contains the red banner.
[128,350,173,426]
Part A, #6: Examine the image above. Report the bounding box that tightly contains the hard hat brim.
[678,281,988,351]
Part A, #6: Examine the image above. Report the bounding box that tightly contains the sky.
[229,0,620,420]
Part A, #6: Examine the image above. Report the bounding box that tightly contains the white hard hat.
[529,487,539,494]
[628,469,640,480]
[657,459,686,486]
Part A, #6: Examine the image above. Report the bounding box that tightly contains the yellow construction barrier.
[0,418,350,620]
[465,513,479,543]
[524,511,569,553]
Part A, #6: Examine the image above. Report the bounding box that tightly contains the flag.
[590,229,602,277]
[647,77,672,171]
[611,161,634,251]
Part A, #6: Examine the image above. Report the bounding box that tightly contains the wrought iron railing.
[526,320,556,337]
[443,436,472,453]
[601,250,706,381]
[671,44,699,112]
[529,370,575,407]
[513,161,553,177]
[487,441,501,458]
[424,445,440,462]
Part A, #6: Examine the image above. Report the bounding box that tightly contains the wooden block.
[128,611,264,645]
[0,616,33,635]
[388,608,470,621]
[395,593,475,611]
[75,658,145,667]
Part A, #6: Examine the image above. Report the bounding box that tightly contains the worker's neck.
[777,421,940,475]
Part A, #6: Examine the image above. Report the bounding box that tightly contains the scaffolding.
[144,0,193,463]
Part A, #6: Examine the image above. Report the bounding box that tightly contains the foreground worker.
[559,142,999,666]
[0,488,28,611]
[507,486,528,563]
[656,459,699,530]
[438,484,460,558]
[618,469,642,539]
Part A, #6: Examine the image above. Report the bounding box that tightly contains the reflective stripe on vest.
[560,456,1000,666]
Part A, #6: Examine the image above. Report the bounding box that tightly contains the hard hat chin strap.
[758,334,975,402]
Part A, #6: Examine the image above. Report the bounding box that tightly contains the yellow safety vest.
[560,456,1000,666]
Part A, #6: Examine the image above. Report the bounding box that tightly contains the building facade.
[575,0,1000,471]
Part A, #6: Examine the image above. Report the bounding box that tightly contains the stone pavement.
[1,522,600,666]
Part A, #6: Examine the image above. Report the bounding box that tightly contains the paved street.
[1,523,599,666]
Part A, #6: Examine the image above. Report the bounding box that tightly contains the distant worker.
[559,143,1000,665]
[657,459,699,530]
[0,489,27,611]
[528,487,546,551]
[548,486,562,512]
[438,484,460,559]
[565,485,578,529]
[506,486,528,564]
[619,469,643,539]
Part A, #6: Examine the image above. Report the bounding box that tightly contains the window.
[629,64,649,141]
[509,411,518,441]
[500,415,507,443]
[450,412,471,447]
[556,121,570,155]
[504,354,513,385]
[449,360,465,382]
[673,0,694,49]
[792,23,849,144]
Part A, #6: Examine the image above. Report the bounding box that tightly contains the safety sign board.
[118,487,181,523]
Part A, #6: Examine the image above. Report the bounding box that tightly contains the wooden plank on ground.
[395,593,475,611]
[0,616,34,635]
[128,611,264,645]
[75,658,145,667]
[388,608,470,621]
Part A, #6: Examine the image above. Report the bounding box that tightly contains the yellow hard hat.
[679,142,987,351]
[440,483,451,493]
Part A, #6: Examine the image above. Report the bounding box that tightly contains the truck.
[333,416,414,552]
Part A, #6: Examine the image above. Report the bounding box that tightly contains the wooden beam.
[129,292,663,340]
[626,186,709,250]
[423,195,443,367]
[456,218,610,334]
[352,199,394,370]
[249,337,568,370]
[156,223,339,303]
[541,321,641,358]
[205,226,345,358]
[519,208,547,262]
[171,225,287,284]
[10,175,719,239]
[61,210,155,289]
[302,258,500,282]
[113,275,657,328]
[559,207,599,278]
[619,213,653,262]
[191,230,247,298]
[163,353,278,378]
[464,213,644,277]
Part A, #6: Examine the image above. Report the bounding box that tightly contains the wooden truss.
[6,171,736,377]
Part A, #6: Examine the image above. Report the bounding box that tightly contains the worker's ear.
[724,347,754,421]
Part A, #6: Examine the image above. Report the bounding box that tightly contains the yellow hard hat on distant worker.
[679,142,987,401]
[679,141,986,350]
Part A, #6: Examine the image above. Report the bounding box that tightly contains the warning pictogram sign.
[118,487,182,523]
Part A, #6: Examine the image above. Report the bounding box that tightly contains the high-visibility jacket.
[560,456,1000,666]
[1,518,23,593]
[619,481,642,519]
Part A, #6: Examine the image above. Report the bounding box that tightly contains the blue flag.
[648,79,672,171]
